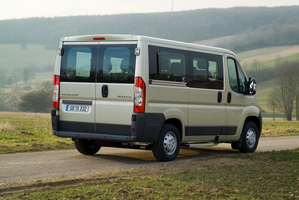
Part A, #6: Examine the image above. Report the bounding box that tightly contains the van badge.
[61,93,78,96]
[118,95,132,99]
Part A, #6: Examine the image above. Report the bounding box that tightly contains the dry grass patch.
[262,121,299,137]
[0,121,15,132]
[0,112,50,119]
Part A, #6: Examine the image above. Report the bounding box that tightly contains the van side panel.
[147,43,189,141]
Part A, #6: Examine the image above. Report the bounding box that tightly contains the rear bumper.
[53,131,137,142]
[51,109,165,143]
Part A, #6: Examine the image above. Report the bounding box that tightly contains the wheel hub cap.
[163,131,177,155]
[246,128,256,148]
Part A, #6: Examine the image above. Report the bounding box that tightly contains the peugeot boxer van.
[51,34,262,161]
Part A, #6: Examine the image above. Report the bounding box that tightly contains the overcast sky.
[1,0,299,20]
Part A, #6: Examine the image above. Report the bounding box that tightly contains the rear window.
[60,45,97,82]
[97,44,137,83]
[60,44,137,83]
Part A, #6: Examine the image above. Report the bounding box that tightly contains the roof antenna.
[172,0,173,12]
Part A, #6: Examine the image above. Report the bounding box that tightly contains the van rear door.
[95,42,137,137]
[59,42,98,133]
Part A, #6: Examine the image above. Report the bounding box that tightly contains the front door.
[225,56,251,137]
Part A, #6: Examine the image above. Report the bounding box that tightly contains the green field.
[0,44,54,95]
[0,112,74,154]
[242,54,299,70]
[0,44,56,71]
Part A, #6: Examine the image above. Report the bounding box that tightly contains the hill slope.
[1,6,299,50]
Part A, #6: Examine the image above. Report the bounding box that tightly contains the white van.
[51,34,262,161]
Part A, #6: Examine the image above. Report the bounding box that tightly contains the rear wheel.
[74,139,101,155]
[152,124,180,162]
[240,121,259,153]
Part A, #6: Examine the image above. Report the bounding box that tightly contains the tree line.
[0,81,52,113]
[1,6,299,50]
[217,23,299,52]
[0,65,52,88]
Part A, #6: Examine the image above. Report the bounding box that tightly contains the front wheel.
[240,121,259,153]
[74,139,101,155]
[152,124,181,162]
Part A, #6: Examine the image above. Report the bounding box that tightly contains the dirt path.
[1,136,299,184]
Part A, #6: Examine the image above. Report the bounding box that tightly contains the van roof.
[62,34,237,56]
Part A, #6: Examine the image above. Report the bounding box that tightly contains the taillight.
[53,75,60,109]
[134,77,146,113]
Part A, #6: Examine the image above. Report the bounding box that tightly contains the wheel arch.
[244,113,262,137]
[164,118,183,142]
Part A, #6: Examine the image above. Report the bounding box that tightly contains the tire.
[152,124,181,162]
[239,121,259,153]
[74,139,101,155]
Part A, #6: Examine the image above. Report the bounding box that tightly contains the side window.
[189,51,224,90]
[97,44,137,83]
[149,45,187,82]
[227,58,246,94]
[60,45,97,82]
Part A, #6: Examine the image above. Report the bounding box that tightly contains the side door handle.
[102,85,108,98]
[227,92,232,103]
[217,91,222,103]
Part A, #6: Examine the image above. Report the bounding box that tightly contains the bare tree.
[266,89,278,121]
[294,62,299,120]
[274,61,298,121]
[251,59,260,71]
[8,86,24,112]
[0,91,9,111]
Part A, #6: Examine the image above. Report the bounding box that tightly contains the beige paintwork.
[55,34,260,145]
[59,82,95,123]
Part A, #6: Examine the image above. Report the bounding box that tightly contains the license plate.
[65,105,89,113]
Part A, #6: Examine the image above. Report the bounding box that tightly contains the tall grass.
[0,121,15,132]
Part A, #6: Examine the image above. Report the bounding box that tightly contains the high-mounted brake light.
[53,75,60,109]
[134,77,146,113]
[93,37,105,40]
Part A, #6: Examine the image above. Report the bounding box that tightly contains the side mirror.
[248,78,256,95]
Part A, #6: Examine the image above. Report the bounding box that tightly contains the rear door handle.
[102,85,108,98]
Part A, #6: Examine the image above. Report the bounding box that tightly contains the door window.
[97,44,137,83]
[227,58,246,94]
[189,51,224,90]
[60,45,97,82]
[149,45,187,82]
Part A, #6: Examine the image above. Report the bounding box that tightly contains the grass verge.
[262,121,299,137]
[0,112,74,154]
[262,113,296,119]
[0,148,298,199]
